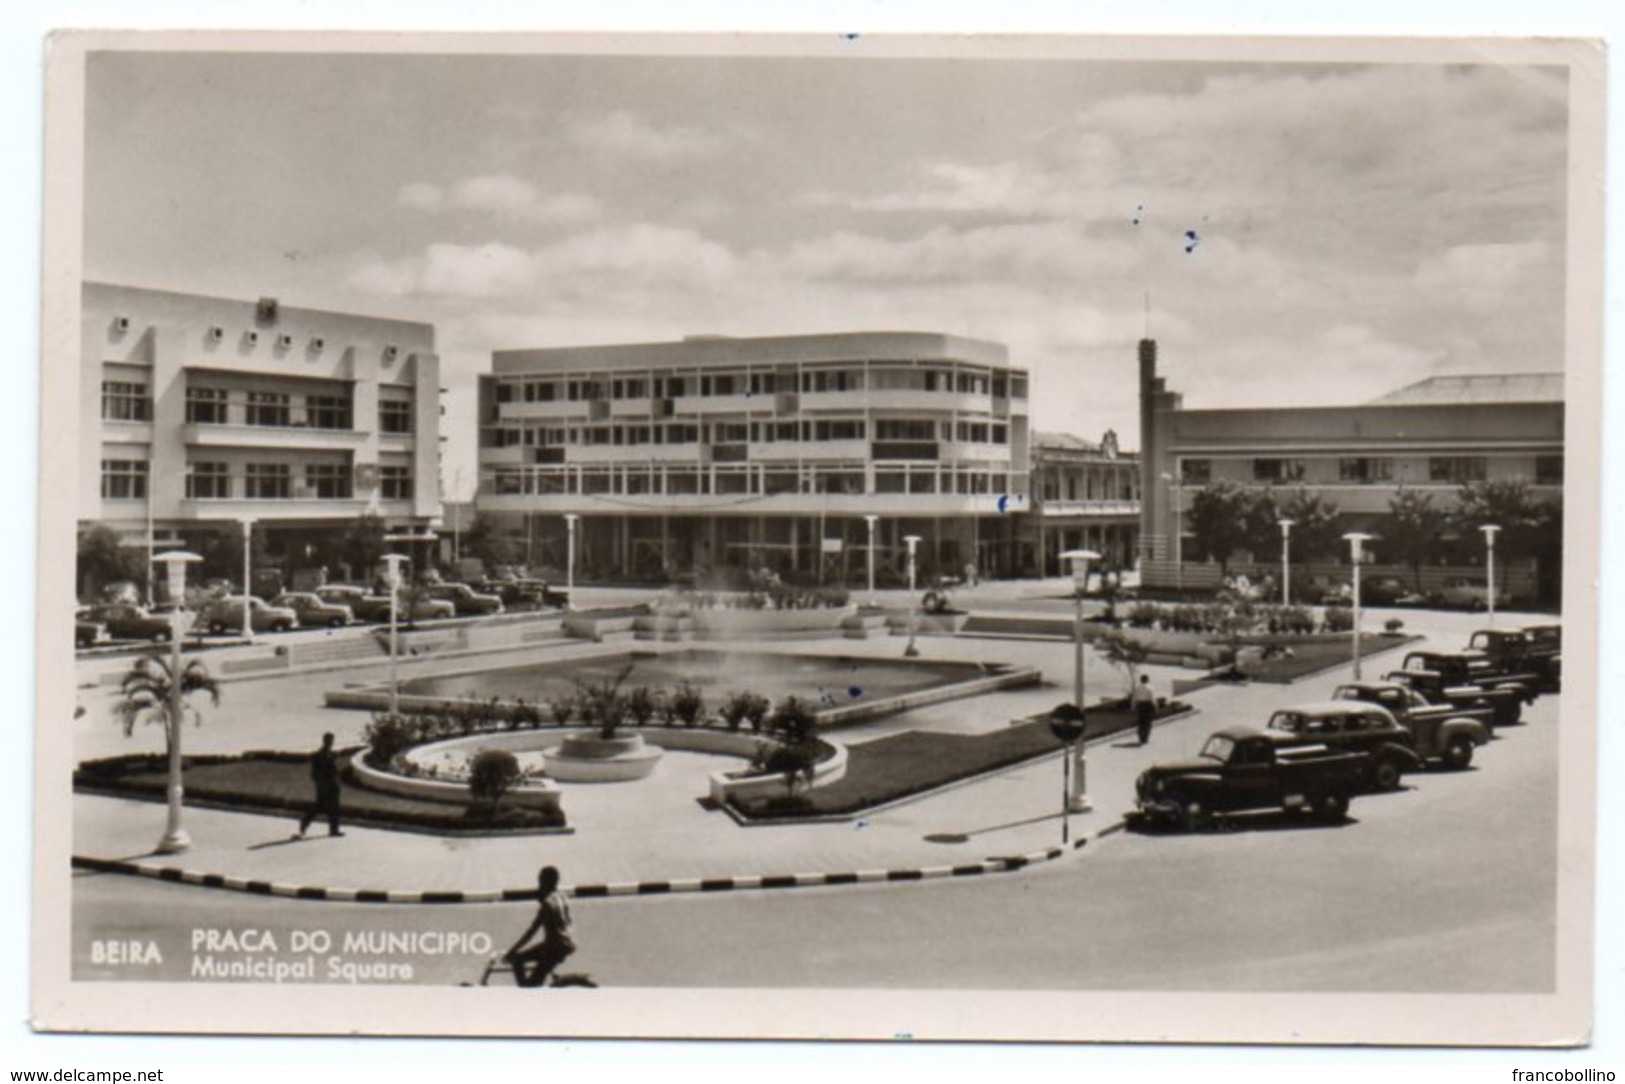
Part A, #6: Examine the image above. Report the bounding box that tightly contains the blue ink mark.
[996,493,1009,515]
[848,685,863,699]
[1131,204,1144,226]
[843,32,860,41]
[855,819,869,831]
[1184,229,1201,254]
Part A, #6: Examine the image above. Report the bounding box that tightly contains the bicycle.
[472,954,598,988]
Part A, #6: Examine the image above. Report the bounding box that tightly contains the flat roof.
[491,330,1014,374]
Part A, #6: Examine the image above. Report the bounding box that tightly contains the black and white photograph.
[32,30,1604,1045]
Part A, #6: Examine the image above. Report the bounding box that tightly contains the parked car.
[392,592,457,623]
[79,603,177,643]
[425,582,504,616]
[1468,626,1561,692]
[1396,649,1538,706]
[1437,578,1499,610]
[1133,727,1367,831]
[315,584,392,623]
[1331,682,1492,769]
[1384,666,1525,730]
[75,613,104,649]
[1262,702,1421,791]
[270,592,354,629]
[196,596,299,635]
[1361,577,1414,607]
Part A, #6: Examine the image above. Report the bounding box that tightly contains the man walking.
[1132,674,1157,746]
[505,865,577,987]
[297,731,344,838]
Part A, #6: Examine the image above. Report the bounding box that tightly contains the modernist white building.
[475,332,1032,584]
[81,282,442,573]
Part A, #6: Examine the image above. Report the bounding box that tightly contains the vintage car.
[1395,650,1537,706]
[425,582,505,616]
[196,596,299,635]
[1262,702,1422,791]
[270,592,354,629]
[1437,578,1500,610]
[1331,682,1492,769]
[79,602,178,643]
[75,613,104,649]
[1467,626,1561,693]
[1133,728,1368,832]
[1383,666,1524,729]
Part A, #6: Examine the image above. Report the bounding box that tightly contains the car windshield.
[1199,735,1235,762]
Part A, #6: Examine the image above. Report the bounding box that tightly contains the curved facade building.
[476,331,1032,584]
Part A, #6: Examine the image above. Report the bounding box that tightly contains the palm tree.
[115,653,221,851]
[114,654,221,740]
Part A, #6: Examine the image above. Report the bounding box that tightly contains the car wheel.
[1442,735,1475,770]
[1312,791,1350,822]
[1179,799,1209,834]
[1372,756,1403,792]
[328,617,345,628]
[208,621,227,635]
[151,628,171,643]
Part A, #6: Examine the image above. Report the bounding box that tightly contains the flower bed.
[726,698,1188,821]
[73,751,568,834]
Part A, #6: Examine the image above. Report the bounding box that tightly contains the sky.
[82,47,1570,496]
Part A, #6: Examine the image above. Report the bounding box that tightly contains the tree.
[1185,482,1253,577]
[1280,488,1343,563]
[1385,488,1447,591]
[114,654,221,741]
[77,524,144,599]
[761,695,821,798]
[463,513,519,571]
[343,512,388,582]
[1095,628,1154,698]
[1455,479,1551,561]
[1240,490,1283,566]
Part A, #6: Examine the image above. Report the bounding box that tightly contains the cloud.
[567,110,723,160]
[392,174,601,225]
[1414,241,1554,307]
[347,241,538,300]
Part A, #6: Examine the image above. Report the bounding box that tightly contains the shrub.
[721,690,771,733]
[1322,607,1355,633]
[1126,602,1162,629]
[508,698,542,730]
[361,713,420,767]
[625,684,660,728]
[767,694,818,744]
[668,681,706,728]
[468,749,523,810]
[547,693,577,728]
[1384,617,1405,634]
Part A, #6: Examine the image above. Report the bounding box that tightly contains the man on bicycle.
[504,865,576,987]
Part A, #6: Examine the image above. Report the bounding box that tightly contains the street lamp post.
[864,514,879,607]
[903,534,922,658]
[1278,518,1296,606]
[1480,524,1501,627]
[564,514,580,611]
[1343,532,1373,680]
[1160,471,1183,594]
[151,550,202,854]
[1060,549,1101,816]
[381,552,409,716]
[239,517,256,642]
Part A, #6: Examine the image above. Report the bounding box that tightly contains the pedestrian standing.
[1132,674,1157,746]
[297,731,344,838]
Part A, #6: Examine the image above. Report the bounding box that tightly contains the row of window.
[494,368,1028,404]
[100,460,413,501]
[1177,455,1564,486]
[482,417,1011,449]
[486,464,1015,498]
[104,381,413,434]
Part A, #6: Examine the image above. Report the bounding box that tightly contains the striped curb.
[71,839,1088,904]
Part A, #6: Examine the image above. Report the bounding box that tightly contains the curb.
[71,839,1088,904]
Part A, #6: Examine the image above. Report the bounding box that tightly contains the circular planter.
[543,730,665,782]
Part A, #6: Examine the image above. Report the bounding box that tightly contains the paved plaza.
[70,582,1537,899]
